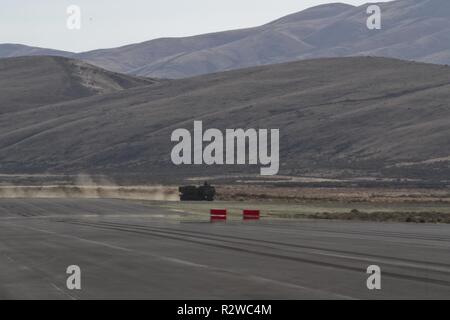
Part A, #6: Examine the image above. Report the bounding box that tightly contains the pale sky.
[0,0,393,52]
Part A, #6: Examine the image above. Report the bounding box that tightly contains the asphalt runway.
[0,198,449,300]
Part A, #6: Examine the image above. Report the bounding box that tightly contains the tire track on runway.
[61,219,450,288]
[251,223,450,242]
[4,220,355,299]
[102,221,450,266]
[65,219,450,272]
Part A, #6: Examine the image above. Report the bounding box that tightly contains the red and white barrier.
[243,209,260,221]
[210,209,227,222]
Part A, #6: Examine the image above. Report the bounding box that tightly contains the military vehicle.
[179,182,216,201]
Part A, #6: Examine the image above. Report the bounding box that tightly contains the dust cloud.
[0,174,179,201]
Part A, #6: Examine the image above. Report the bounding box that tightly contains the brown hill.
[0,56,448,183]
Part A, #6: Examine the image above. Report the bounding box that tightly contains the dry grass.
[216,185,450,203]
[161,185,450,224]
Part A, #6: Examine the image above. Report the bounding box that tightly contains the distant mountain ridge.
[0,55,449,182]
[0,43,73,58]
[1,0,450,78]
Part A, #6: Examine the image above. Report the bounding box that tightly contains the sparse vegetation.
[1,56,450,181]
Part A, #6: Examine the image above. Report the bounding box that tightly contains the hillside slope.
[0,56,156,114]
[0,56,448,181]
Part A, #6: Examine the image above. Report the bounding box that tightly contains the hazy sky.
[0,0,392,52]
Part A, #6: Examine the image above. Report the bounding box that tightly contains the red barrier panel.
[210,209,227,222]
[243,209,260,220]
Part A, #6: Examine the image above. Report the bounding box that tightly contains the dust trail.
[0,175,179,201]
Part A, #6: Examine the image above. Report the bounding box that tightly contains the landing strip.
[0,198,449,299]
